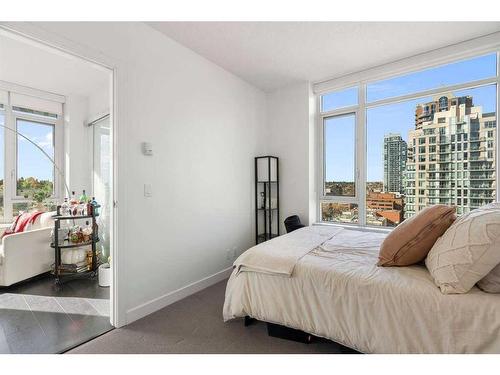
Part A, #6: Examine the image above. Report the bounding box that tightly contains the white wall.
[87,84,110,121]
[64,94,92,197]
[264,82,316,233]
[3,22,267,326]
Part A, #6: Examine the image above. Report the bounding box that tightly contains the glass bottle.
[82,220,93,242]
[70,191,78,205]
[61,198,69,216]
[91,197,99,216]
[79,189,88,204]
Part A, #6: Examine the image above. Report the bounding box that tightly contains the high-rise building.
[383,133,407,194]
[404,93,496,219]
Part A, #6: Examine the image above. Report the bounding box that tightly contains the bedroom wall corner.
[265,81,316,234]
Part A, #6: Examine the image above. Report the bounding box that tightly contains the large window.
[320,52,498,227]
[0,91,62,223]
[15,118,55,216]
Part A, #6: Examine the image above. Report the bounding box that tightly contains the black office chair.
[284,215,305,233]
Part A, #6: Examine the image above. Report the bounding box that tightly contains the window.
[321,202,358,224]
[319,51,498,228]
[321,86,358,112]
[321,112,358,223]
[15,119,55,215]
[323,114,356,198]
[366,53,497,102]
[0,92,62,222]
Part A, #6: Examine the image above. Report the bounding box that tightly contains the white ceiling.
[148,22,500,92]
[0,31,110,98]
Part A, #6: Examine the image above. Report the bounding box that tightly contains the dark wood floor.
[0,274,112,353]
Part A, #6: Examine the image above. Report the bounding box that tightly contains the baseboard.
[125,267,233,324]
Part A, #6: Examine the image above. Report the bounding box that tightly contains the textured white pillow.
[425,204,500,294]
[477,263,500,293]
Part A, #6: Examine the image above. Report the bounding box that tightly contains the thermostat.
[142,142,153,156]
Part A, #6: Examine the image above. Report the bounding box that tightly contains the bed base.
[266,322,314,344]
[244,316,312,343]
[243,316,359,352]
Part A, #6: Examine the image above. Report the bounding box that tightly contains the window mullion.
[357,84,367,226]
[4,97,15,221]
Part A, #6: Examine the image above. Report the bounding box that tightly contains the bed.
[223,225,500,353]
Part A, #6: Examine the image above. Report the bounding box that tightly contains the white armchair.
[0,212,55,287]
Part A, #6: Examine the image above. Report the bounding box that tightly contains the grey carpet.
[68,280,351,354]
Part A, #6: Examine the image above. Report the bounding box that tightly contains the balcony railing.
[469,193,494,198]
[469,184,495,189]
[469,165,494,171]
[469,174,495,180]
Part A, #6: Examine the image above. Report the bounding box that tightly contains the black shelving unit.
[51,205,100,286]
[255,156,279,244]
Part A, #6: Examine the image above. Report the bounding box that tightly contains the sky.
[0,115,54,183]
[323,53,498,182]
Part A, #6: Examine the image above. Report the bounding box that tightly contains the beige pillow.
[378,205,456,267]
[425,203,500,294]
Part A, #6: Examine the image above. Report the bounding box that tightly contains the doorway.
[0,28,115,353]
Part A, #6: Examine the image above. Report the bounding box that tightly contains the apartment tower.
[404,93,496,218]
[383,133,407,194]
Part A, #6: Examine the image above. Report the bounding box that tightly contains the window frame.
[317,49,500,228]
[0,92,63,222]
[14,115,57,200]
[321,111,359,201]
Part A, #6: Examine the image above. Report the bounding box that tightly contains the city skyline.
[325,85,497,182]
[325,53,497,182]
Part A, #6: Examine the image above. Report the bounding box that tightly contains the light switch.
[144,183,152,197]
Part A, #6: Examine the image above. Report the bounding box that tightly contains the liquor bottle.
[86,200,93,216]
[61,198,70,216]
[79,190,88,204]
[91,197,99,216]
[70,191,78,205]
[82,221,93,242]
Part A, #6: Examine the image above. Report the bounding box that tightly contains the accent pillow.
[377,205,456,267]
[477,263,500,293]
[425,203,500,294]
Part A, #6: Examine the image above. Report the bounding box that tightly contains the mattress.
[223,226,500,353]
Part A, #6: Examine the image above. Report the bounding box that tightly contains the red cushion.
[16,212,35,233]
[1,211,44,239]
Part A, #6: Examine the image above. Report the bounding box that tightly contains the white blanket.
[224,226,500,353]
[234,226,343,277]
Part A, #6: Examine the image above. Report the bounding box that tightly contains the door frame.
[0,24,122,327]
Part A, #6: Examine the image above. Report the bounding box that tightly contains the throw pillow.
[477,263,500,293]
[425,203,500,294]
[377,205,456,267]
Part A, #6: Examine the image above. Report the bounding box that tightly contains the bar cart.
[51,205,100,286]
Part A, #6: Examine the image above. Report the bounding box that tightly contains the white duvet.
[223,226,500,353]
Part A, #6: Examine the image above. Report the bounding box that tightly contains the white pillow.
[425,204,500,294]
[39,211,56,228]
[477,263,500,293]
